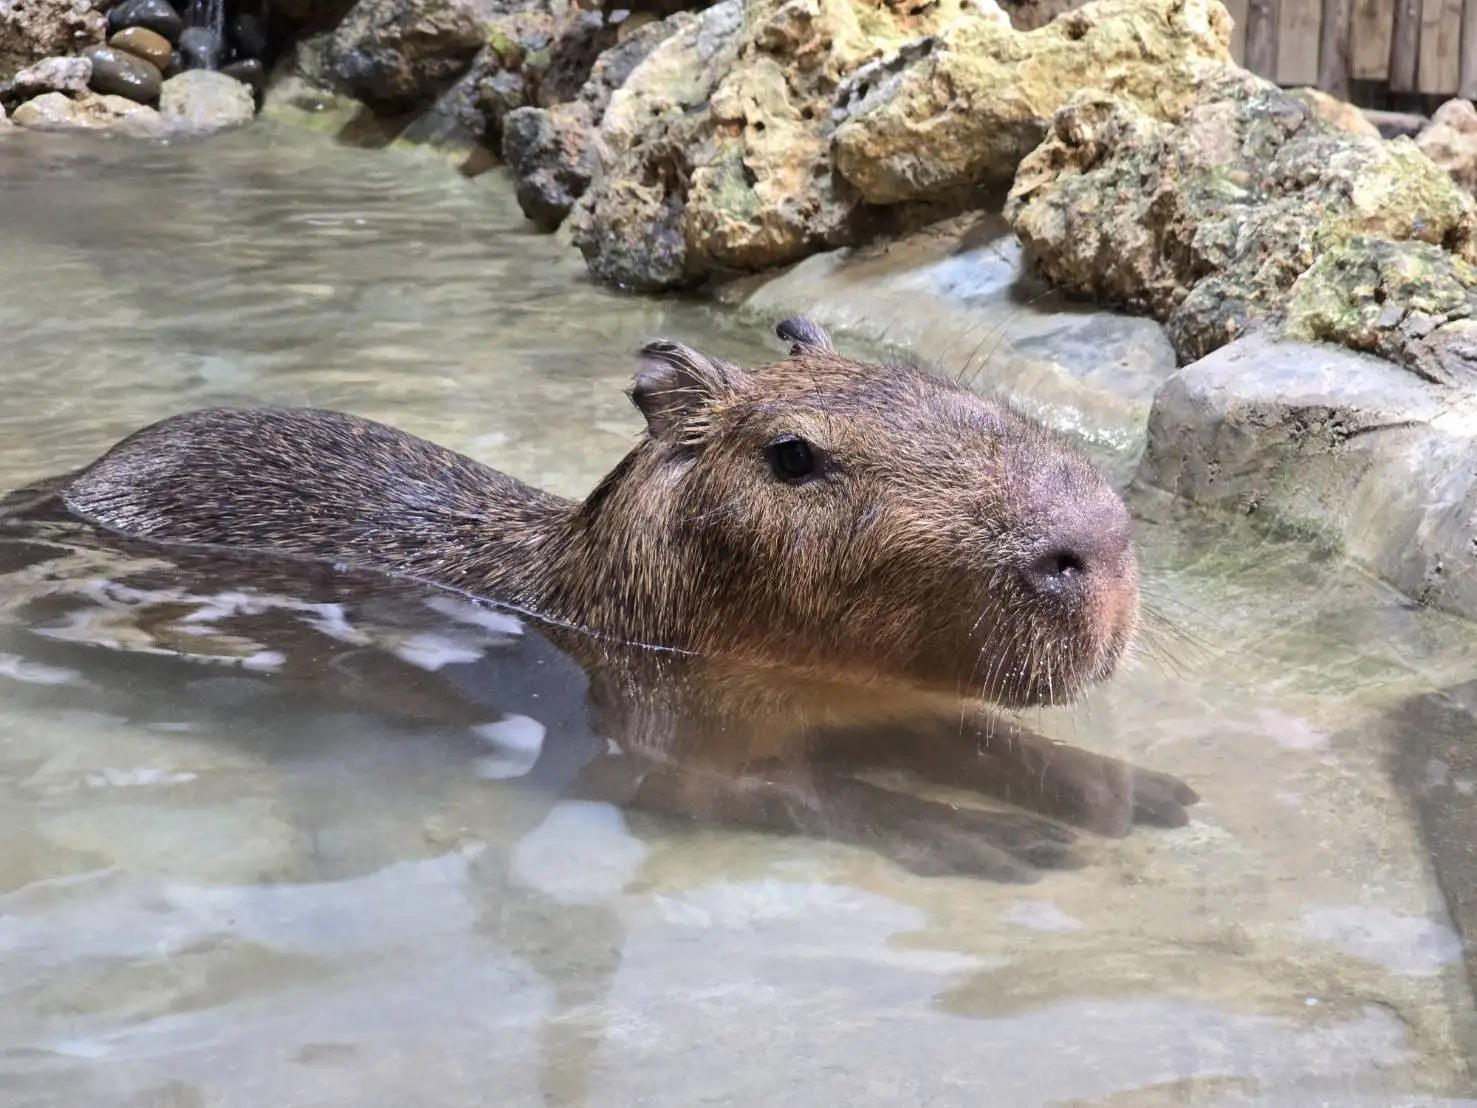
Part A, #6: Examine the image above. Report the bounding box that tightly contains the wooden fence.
[1222,0,1477,104]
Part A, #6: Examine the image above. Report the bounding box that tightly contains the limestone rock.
[1004,68,1477,369]
[1416,98,1477,195]
[832,0,1234,205]
[499,15,678,227]
[471,0,614,147]
[503,101,594,229]
[570,0,972,291]
[1135,331,1477,620]
[326,0,483,110]
[0,0,105,80]
[159,69,255,132]
[11,88,165,134]
[1,52,90,103]
[1289,86,1382,139]
[0,100,13,127]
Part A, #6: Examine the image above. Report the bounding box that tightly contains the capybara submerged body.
[4,316,1197,881]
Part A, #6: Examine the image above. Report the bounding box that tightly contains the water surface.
[1,123,1476,1107]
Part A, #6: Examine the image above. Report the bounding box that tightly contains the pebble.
[106,0,184,42]
[108,26,173,69]
[178,26,225,71]
[84,45,163,104]
[220,57,264,93]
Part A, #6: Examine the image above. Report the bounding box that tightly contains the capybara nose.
[1019,493,1134,606]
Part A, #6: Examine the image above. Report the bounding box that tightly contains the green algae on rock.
[831,0,1233,205]
[1005,66,1477,371]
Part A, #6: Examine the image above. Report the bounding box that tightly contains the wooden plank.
[1389,0,1422,90]
[1416,0,1463,92]
[1224,0,1250,63]
[1319,0,1354,97]
[1278,0,1323,84]
[1351,0,1395,79]
[1461,0,1477,96]
[1244,0,1281,77]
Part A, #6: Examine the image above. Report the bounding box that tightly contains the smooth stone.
[178,25,224,70]
[83,44,162,104]
[162,49,182,79]
[108,25,172,69]
[158,70,255,133]
[11,91,166,137]
[220,57,264,93]
[106,0,183,42]
[228,11,268,58]
[1134,331,1477,619]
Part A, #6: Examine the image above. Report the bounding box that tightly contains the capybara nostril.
[1023,547,1089,597]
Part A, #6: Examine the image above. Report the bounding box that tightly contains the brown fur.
[4,317,1195,880]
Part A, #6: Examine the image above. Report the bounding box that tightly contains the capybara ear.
[630,338,743,440]
[775,316,836,356]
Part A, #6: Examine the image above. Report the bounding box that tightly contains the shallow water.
[2,124,1477,1108]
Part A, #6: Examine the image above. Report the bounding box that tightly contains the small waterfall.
[185,0,227,66]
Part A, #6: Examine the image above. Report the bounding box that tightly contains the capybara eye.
[765,436,817,482]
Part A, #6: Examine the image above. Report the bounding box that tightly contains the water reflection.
[1,125,1477,1106]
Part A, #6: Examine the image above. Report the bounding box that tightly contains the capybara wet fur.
[1,315,1197,881]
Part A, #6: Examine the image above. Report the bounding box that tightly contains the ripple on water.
[0,126,1476,1106]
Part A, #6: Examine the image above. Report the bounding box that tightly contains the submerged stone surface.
[1004,67,1477,369]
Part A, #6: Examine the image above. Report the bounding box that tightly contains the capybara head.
[559,317,1139,709]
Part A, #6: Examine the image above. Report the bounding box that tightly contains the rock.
[570,0,973,291]
[228,11,269,58]
[84,43,162,102]
[158,68,255,131]
[1288,86,1381,139]
[469,0,617,147]
[11,88,165,134]
[326,0,483,111]
[498,15,678,227]
[108,25,171,67]
[1,0,106,80]
[503,101,596,229]
[1003,67,1477,370]
[105,0,181,42]
[178,25,224,69]
[2,53,91,102]
[830,0,1234,205]
[1134,331,1477,620]
[0,101,14,128]
[1362,107,1429,140]
[265,0,355,29]
[220,56,264,92]
[1417,98,1477,195]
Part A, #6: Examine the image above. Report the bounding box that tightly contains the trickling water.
[0,124,1476,1107]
